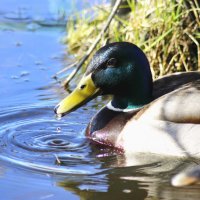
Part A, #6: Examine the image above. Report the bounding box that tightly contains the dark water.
[1,1,200,200]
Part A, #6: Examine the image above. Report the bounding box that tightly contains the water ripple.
[0,103,100,175]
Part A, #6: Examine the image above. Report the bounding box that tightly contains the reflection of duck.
[59,171,148,200]
[55,42,200,179]
[58,158,200,200]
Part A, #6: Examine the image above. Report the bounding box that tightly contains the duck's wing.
[153,71,200,99]
[136,74,200,124]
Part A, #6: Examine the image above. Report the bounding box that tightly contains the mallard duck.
[54,42,200,159]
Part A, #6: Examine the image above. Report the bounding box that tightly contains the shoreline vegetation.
[55,0,200,87]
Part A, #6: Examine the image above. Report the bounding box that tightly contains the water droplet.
[51,55,60,60]
[26,23,41,31]
[56,114,62,120]
[11,75,19,79]
[20,71,30,77]
[123,189,131,193]
[39,66,47,70]
[15,42,22,47]
[56,127,61,133]
[35,61,43,65]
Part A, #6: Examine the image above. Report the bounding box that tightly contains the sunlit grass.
[64,0,200,79]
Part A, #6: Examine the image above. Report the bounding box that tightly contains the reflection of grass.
[64,0,200,79]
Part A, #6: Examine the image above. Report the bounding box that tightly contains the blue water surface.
[1,1,200,200]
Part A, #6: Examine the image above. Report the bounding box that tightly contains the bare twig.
[62,0,123,88]
[54,154,61,165]
[52,60,79,80]
[164,53,179,74]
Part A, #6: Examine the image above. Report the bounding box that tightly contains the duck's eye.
[106,58,117,67]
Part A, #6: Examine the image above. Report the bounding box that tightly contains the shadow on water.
[1,1,200,200]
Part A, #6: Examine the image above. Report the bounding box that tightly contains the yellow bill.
[54,73,100,116]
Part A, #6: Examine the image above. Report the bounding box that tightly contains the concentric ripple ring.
[0,104,98,174]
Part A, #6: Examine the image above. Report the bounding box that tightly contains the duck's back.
[153,71,200,98]
[136,72,200,123]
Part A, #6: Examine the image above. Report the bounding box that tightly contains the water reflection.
[58,159,200,200]
[59,172,149,200]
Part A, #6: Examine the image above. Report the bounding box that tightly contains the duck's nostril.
[54,104,60,114]
[80,84,86,89]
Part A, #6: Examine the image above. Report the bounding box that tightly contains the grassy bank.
[64,0,200,79]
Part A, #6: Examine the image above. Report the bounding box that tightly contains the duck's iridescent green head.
[55,42,153,116]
